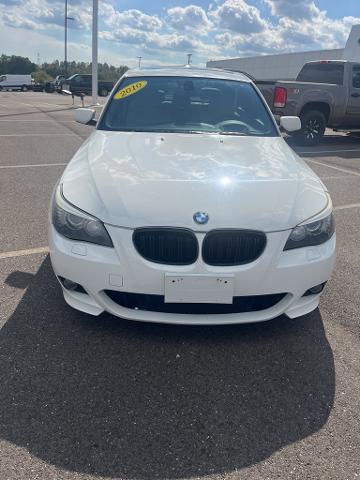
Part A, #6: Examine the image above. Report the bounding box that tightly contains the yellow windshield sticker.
[114,80,147,100]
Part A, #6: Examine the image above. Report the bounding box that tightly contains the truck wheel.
[99,88,108,97]
[294,110,326,146]
[21,85,28,92]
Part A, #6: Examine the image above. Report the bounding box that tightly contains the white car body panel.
[61,132,328,232]
[49,67,336,325]
[49,224,336,325]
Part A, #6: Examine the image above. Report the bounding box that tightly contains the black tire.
[99,88,108,97]
[293,110,326,146]
[21,85,28,92]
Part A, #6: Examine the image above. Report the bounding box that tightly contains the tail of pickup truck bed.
[254,80,277,108]
[255,60,357,146]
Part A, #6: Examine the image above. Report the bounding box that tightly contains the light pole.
[64,0,74,75]
[91,0,98,105]
[137,56,142,69]
[187,53,192,66]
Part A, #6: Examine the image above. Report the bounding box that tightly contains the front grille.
[104,290,286,315]
[202,229,266,266]
[133,228,198,265]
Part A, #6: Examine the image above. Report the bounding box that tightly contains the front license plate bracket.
[164,274,234,304]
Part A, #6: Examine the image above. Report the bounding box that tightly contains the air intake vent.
[202,229,266,266]
[104,291,286,314]
[133,228,198,265]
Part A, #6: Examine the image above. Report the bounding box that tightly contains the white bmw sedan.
[49,68,336,325]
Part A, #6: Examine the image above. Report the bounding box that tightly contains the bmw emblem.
[193,211,209,225]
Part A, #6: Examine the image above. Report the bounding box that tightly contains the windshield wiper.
[218,131,247,136]
[116,128,218,134]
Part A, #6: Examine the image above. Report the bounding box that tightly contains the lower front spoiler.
[61,287,320,325]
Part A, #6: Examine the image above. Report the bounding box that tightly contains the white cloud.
[213,0,360,57]
[167,5,212,34]
[215,29,283,56]
[210,0,268,33]
[276,8,360,51]
[103,6,162,32]
[100,4,217,57]
[100,26,217,56]
[0,0,91,31]
[0,0,24,4]
[2,11,38,30]
[264,0,319,20]
[1,0,360,66]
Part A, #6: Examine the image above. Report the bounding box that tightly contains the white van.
[0,74,33,91]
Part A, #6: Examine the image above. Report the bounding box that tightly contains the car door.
[83,75,92,94]
[345,64,360,126]
[71,75,84,95]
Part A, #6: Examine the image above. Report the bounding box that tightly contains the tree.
[0,54,37,74]
[32,70,52,83]
[0,53,129,82]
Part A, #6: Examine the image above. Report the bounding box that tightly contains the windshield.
[99,76,278,137]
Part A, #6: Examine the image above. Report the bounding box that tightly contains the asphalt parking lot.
[0,91,359,480]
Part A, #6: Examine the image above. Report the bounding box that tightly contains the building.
[207,25,360,81]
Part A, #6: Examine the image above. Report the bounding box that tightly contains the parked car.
[44,81,55,93]
[258,60,360,145]
[54,75,66,92]
[43,75,64,94]
[49,67,336,325]
[30,82,45,92]
[62,74,114,97]
[0,74,33,91]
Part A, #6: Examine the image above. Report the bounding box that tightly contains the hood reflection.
[61,131,327,231]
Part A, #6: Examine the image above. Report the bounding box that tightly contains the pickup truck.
[257,60,360,145]
[62,74,114,97]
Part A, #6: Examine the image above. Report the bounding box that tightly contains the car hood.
[61,131,328,231]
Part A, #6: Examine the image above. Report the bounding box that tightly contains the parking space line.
[0,118,75,123]
[0,246,49,260]
[306,159,360,177]
[320,175,353,180]
[334,202,360,211]
[0,163,66,169]
[298,148,360,155]
[0,133,79,137]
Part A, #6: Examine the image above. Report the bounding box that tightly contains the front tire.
[99,88,108,97]
[294,110,326,146]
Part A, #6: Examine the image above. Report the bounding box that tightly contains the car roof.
[123,66,252,83]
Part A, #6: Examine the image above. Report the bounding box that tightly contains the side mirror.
[74,108,96,125]
[280,116,301,132]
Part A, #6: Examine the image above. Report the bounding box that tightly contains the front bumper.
[49,224,336,325]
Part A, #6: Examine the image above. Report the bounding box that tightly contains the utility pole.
[92,0,99,105]
[64,0,74,75]
[65,0,68,74]
[187,53,192,66]
[137,56,142,69]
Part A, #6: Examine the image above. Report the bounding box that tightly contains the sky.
[0,0,359,68]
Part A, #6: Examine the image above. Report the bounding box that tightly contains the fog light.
[58,276,87,294]
[303,282,326,296]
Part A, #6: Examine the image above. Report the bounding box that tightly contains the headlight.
[52,185,113,247]
[284,213,335,250]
